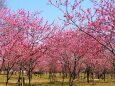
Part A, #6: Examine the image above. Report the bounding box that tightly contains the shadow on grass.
[27,81,68,86]
[0,79,115,86]
[0,81,69,86]
[0,82,18,86]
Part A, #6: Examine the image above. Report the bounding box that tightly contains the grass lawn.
[0,74,115,86]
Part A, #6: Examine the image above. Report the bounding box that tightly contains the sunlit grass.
[0,74,115,86]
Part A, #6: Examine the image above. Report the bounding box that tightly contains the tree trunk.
[113,62,115,81]
[86,67,90,83]
[103,71,106,81]
[61,72,65,86]
[6,79,9,86]
[69,75,74,86]
[68,58,77,86]
[6,70,9,86]
[18,64,25,86]
[28,70,32,86]
[28,59,33,86]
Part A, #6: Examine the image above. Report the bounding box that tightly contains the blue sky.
[7,0,93,23]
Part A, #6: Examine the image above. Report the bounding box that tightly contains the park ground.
[0,74,115,86]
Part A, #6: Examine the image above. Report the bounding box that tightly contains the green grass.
[0,74,115,86]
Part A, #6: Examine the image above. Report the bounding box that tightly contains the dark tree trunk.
[28,59,32,86]
[68,58,77,86]
[6,70,9,86]
[28,69,32,86]
[103,70,106,81]
[86,67,90,83]
[69,77,74,86]
[18,64,25,86]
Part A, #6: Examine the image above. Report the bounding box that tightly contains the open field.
[0,74,115,86]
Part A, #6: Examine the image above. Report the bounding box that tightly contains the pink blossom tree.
[0,9,57,86]
[45,29,109,86]
[48,0,115,56]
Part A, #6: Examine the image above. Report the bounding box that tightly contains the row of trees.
[0,0,114,86]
